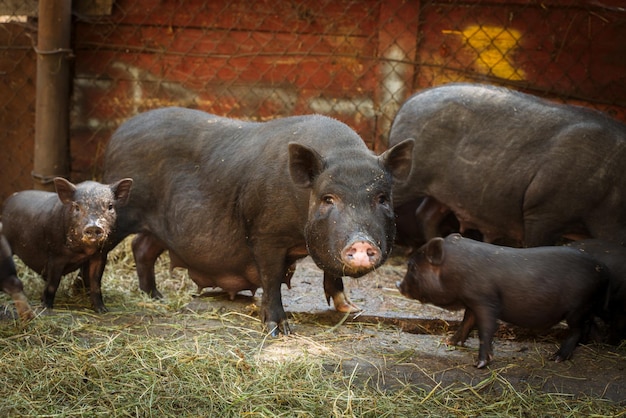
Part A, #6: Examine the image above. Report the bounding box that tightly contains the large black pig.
[566,239,626,344]
[0,222,34,321]
[397,234,609,368]
[390,83,626,247]
[2,177,133,312]
[102,108,414,335]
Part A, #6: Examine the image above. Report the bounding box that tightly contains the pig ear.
[425,237,445,265]
[111,178,133,206]
[379,138,414,182]
[288,142,324,188]
[54,177,77,204]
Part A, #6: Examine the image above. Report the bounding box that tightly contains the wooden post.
[33,0,72,190]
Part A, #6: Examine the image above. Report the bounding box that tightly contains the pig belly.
[450,203,524,244]
[170,251,260,295]
[498,303,566,330]
[188,269,260,295]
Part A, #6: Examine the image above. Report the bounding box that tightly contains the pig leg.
[551,313,592,362]
[11,291,34,321]
[608,313,626,345]
[323,273,360,313]
[41,259,64,310]
[132,233,164,299]
[446,309,476,346]
[261,273,289,337]
[0,255,34,321]
[552,327,583,362]
[473,306,499,368]
[254,247,291,336]
[415,197,451,240]
[77,264,90,291]
[1,278,34,321]
[83,255,108,313]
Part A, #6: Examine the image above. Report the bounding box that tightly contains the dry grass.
[0,238,624,417]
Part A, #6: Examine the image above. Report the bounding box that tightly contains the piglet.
[0,222,34,321]
[397,234,609,368]
[1,177,132,312]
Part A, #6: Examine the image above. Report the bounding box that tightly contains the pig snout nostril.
[84,226,105,239]
[342,240,381,268]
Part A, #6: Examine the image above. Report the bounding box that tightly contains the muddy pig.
[566,239,626,344]
[1,177,133,312]
[397,234,609,368]
[102,107,414,336]
[390,83,626,247]
[0,222,34,321]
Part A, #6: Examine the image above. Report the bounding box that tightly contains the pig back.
[2,190,65,273]
[391,84,626,203]
[102,108,375,258]
[389,83,626,245]
[445,236,608,326]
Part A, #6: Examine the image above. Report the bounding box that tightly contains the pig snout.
[84,225,105,239]
[341,235,381,270]
[81,220,109,244]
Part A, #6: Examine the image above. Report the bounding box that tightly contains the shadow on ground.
[184,255,626,403]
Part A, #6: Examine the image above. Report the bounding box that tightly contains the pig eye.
[377,194,389,206]
[108,202,114,211]
[322,195,335,205]
[72,203,80,213]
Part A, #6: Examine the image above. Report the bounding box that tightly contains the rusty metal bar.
[33,0,72,190]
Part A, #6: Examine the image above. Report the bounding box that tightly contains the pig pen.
[0,237,624,416]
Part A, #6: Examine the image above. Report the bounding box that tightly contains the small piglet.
[397,234,609,368]
[0,222,34,321]
[1,177,132,312]
[566,239,626,344]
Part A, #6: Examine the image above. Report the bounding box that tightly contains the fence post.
[374,0,419,153]
[33,0,72,191]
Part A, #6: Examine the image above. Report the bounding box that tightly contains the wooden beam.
[33,0,72,190]
[0,0,112,17]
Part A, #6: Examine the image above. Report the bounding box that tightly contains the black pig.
[0,222,34,321]
[397,234,609,368]
[102,108,413,335]
[1,177,133,312]
[567,239,626,344]
[390,83,626,247]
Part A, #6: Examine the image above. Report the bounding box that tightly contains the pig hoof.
[475,359,489,369]
[330,293,361,313]
[268,323,280,337]
[12,297,34,322]
[265,320,290,337]
[18,310,35,322]
[334,300,361,313]
[550,352,568,363]
[16,306,35,322]
[39,307,53,316]
[94,306,109,314]
[444,338,460,346]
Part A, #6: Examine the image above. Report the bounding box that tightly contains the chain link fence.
[0,10,36,203]
[1,0,625,202]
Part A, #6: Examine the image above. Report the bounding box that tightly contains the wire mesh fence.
[1,0,625,202]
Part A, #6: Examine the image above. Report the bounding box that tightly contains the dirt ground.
[184,254,626,404]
